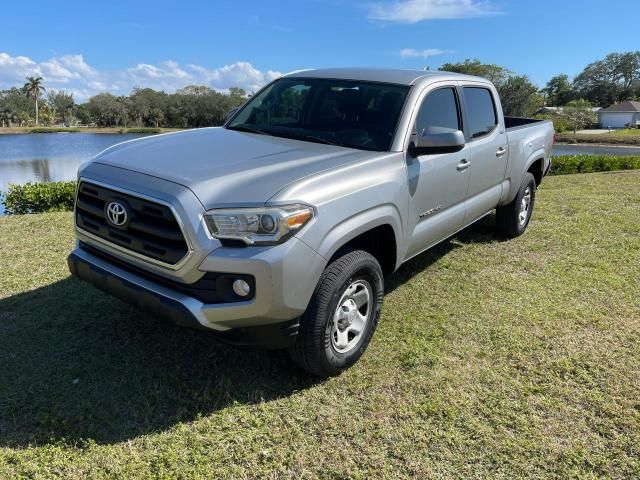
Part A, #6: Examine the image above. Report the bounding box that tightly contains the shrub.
[27,127,82,133]
[534,114,572,133]
[1,181,77,215]
[550,155,640,175]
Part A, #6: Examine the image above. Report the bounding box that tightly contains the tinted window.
[415,88,460,133]
[227,78,409,151]
[464,87,497,138]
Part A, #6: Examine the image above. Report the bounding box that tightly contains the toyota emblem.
[105,201,128,227]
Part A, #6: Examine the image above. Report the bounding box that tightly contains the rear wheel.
[496,172,536,238]
[289,249,384,378]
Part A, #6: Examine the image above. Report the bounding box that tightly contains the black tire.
[289,249,384,378]
[496,172,536,238]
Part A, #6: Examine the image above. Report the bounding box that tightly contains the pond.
[0,133,146,215]
[1,133,640,215]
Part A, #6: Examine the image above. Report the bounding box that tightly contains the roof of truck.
[282,67,486,85]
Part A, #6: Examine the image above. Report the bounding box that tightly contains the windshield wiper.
[298,135,345,147]
[227,125,268,135]
[228,126,344,147]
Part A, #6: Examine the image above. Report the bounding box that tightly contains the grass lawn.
[1,171,639,478]
[613,128,640,136]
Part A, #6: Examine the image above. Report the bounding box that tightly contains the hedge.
[550,155,640,175]
[1,181,77,215]
[1,155,639,215]
[119,127,163,134]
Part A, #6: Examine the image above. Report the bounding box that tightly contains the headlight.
[203,204,314,245]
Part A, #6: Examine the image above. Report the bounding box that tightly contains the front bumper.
[69,168,328,346]
[68,236,326,347]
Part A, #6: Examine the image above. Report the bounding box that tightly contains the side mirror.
[410,126,465,156]
[225,107,240,122]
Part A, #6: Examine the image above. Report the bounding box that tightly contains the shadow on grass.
[0,277,319,448]
[386,212,501,294]
[0,214,500,448]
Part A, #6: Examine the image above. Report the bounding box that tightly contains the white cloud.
[187,62,282,93]
[0,53,39,82]
[0,52,282,100]
[368,0,499,23]
[58,55,99,78]
[38,61,77,83]
[400,48,445,58]
[128,60,190,80]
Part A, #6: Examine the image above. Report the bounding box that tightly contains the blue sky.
[0,0,637,100]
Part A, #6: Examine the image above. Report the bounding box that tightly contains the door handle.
[456,158,470,171]
[496,147,507,157]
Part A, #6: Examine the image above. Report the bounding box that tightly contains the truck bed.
[504,116,546,131]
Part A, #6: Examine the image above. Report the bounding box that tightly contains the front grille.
[79,242,254,304]
[75,181,189,265]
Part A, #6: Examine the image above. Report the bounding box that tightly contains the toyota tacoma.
[68,68,553,377]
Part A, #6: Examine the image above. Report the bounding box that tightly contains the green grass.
[612,128,640,136]
[1,171,639,478]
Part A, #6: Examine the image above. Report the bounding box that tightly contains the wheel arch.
[315,205,403,276]
[526,156,545,188]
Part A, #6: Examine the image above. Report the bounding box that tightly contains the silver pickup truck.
[68,68,553,377]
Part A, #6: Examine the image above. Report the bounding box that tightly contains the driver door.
[405,85,470,259]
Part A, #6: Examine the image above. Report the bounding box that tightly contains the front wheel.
[289,249,384,378]
[496,172,536,238]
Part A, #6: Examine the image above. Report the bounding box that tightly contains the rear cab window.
[463,87,498,139]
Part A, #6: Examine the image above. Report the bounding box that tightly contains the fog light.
[232,279,251,297]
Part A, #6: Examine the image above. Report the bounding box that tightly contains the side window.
[415,87,461,134]
[463,87,498,139]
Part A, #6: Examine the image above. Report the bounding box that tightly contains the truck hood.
[92,127,382,208]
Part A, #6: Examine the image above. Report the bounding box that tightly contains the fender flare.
[503,148,547,204]
[316,204,404,271]
[525,148,547,174]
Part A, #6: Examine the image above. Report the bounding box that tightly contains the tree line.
[0,81,247,128]
[439,50,640,111]
[1,50,639,129]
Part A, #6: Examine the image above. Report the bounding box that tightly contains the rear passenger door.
[461,86,508,222]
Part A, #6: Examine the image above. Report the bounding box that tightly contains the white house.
[598,101,640,128]
[536,106,601,115]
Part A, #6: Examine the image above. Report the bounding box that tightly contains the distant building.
[598,101,640,128]
[535,106,601,115]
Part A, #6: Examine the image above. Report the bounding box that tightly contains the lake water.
[0,133,146,215]
[1,133,640,215]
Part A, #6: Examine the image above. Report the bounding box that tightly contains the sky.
[0,0,638,101]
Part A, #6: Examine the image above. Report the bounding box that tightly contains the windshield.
[226,77,410,151]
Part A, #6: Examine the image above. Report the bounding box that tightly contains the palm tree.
[23,76,46,126]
